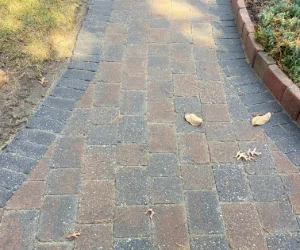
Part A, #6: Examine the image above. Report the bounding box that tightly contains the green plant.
[255,0,300,83]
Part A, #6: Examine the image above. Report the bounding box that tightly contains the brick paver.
[1,0,300,249]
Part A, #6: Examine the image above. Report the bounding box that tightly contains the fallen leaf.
[247,148,261,157]
[66,232,81,239]
[176,243,189,249]
[235,151,249,161]
[185,113,203,126]
[145,208,155,219]
[39,77,48,87]
[251,112,271,126]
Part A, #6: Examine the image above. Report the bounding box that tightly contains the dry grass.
[0,0,82,72]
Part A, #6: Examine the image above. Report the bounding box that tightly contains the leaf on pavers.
[145,208,155,219]
[39,77,48,87]
[235,151,249,161]
[247,148,262,157]
[185,113,203,126]
[176,243,189,249]
[251,112,271,126]
[235,148,262,162]
[110,113,123,124]
[66,232,81,239]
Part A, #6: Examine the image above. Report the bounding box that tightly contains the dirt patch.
[0,0,88,148]
[245,0,269,23]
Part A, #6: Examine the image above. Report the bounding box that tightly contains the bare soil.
[245,0,269,22]
[0,1,88,148]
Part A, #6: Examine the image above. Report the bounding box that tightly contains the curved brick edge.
[0,0,108,208]
[232,0,300,125]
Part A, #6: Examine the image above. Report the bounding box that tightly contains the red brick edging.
[231,0,300,125]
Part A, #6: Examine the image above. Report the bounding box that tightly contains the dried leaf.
[185,113,203,126]
[247,148,261,157]
[145,208,155,219]
[66,232,81,239]
[251,112,271,126]
[235,151,249,161]
[39,77,48,87]
[176,243,189,249]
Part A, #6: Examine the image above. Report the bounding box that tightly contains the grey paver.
[267,234,300,250]
[190,236,230,250]
[247,101,283,114]
[0,153,37,174]
[120,91,146,115]
[6,140,48,160]
[42,96,77,111]
[64,109,91,136]
[57,78,89,90]
[239,141,277,175]
[205,122,236,141]
[174,97,201,113]
[62,69,95,81]
[116,167,148,205]
[16,129,55,146]
[118,116,147,144]
[50,87,84,100]
[249,175,287,202]
[27,116,64,133]
[37,195,78,241]
[150,177,183,204]
[103,44,125,61]
[114,239,152,250]
[0,168,26,191]
[50,137,85,168]
[186,191,224,234]
[213,164,252,201]
[88,125,118,145]
[148,154,178,177]
[0,187,13,207]
[35,106,71,122]
[68,60,99,72]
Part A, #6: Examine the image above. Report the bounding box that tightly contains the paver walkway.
[1,0,300,249]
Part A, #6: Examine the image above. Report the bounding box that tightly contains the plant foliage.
[255,0,300,83]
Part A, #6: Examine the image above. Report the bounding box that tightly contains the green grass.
[0,0,81,70]
[255,0,300,84]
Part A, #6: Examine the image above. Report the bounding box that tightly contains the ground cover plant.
[254,0,300,84]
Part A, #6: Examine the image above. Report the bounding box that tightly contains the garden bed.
[232,0,300,125]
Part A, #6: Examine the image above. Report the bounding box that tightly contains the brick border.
[232,0,300,125]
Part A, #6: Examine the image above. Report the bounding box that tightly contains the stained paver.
[1,0,300,249]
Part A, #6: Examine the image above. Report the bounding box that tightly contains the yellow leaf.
[251,112,271,126]
[185,113,203,126]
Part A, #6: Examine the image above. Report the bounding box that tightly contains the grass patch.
[255,0,300,84]
[0,0,81,72]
